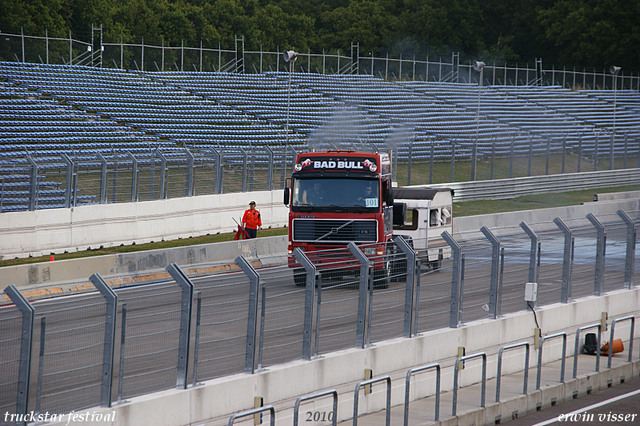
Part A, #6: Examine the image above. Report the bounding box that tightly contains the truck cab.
[284,150,395,287]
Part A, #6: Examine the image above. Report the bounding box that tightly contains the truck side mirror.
[283,187,290,206]
[384,182,394,206]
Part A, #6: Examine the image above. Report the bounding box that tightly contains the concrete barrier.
[36,287,640,426]
[3,197,639,288]
[0,190,289,260]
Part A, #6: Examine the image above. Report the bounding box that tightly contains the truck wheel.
[294,268,306,287]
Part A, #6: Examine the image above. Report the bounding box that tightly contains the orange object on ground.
[601,338,624,355]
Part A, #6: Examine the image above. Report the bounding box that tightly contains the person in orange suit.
[241,201,262,239]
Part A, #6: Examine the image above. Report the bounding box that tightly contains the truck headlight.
[364,247,376,255]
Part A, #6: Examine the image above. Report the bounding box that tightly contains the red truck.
[283,150,396,288]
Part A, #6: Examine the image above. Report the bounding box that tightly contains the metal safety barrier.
[293,389,338,426]
[452,352,487,416]
[537,332,567,390]
[353,376,392,426]
[404,363,440,424]
[495,342,530,402]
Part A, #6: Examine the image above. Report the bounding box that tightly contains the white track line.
[531,388,640,425]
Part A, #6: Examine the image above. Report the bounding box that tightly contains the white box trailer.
[392,187,454,269]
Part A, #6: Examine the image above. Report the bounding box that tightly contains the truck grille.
[293,219,378,243]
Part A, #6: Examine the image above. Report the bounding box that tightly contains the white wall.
[0,190,289,260]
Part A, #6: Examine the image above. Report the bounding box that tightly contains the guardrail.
[430,168,640,202]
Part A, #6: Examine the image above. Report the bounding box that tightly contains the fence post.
[265,146,274,191]
[97,152,108,203]
[293,248,316,360]
[235,255,261,373]
[126,152,138,202]
[211,148,223,194]
[617,209,636,289]
[240,147,248,192]
[553,217,573,303]
[61,154,74,208]
[519,221,539,283]
[26,154,38,211]
[185,148,194,197]
[394,236,417,338]
[480,226,501,319]
[586,213,606,296]
[348,242,371,348]
[166,264,194,389]
[155,150,168,199]
[89,274,118,407]
[442,231,463,328]
[4,285,34,419]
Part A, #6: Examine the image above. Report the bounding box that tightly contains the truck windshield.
[292,178,379,212]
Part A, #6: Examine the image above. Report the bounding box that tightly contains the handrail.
[293,389,338,426]
[607,315,635,368]
[495,342,530,402]
[452,352,487,416]
[537,332,567,390]
[404,363,441,424]
[228,405,275,426]
[353,375,391,426]
[573,323,601,378]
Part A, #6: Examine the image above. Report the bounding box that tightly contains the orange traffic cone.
[601,339,624,355]
[50,255,55,262]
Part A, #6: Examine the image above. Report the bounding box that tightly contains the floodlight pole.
[472,61,485,181]
[610,66,620,170]
[283,50,298,187]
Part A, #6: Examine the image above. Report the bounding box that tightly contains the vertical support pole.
[35,317,45,415]
[211,149,223,195]
[127,152,138,202]
[442,232,463,328]
[97,152,108,203]
[520,221,539,308]
[395,236,417,338]
[348,242,371,349]
[240,147,248,192]
[293,248,316,360]
[577,134,582,173]
[155,151,167,199]
[88,274,118,407]
[191,292,202,388]
[61,154,74,208]
[112,152,118,204]
[617,209,636,289]
[185,148,194,197]
[509,136,515,178]
[480,226,501,319]
[429,142,434,184]
[450,141,456,183]
[4,285,34,419]
[553,218,573,303]
[166,264,194,389]
[586,213,606,296]
[561,136,566,174]
[235,256,260,373]
[407,142,413,186]
[117,303,127,404]
[26,154,38,211]
[265,146,274,191]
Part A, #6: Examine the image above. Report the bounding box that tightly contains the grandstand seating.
[0,60,638,212]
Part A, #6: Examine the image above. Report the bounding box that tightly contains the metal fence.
[1,208,638,421]
[1,28,639,90]
[3,143,640,213]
